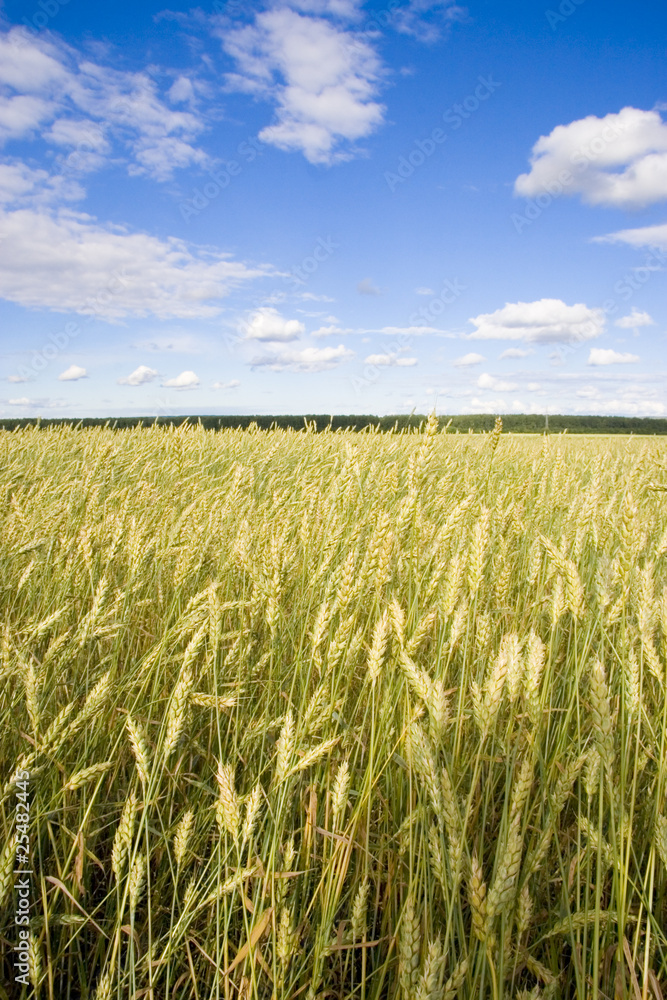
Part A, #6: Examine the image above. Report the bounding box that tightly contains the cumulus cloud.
[58,364,87,381]
[0,28,209,182]
[416,286,434,295]
[588,348,640,366]
[467,299,605,344]
[364,353,417,366]
[7,374,29,383]
[614,309,654,329]
[221,8,385,165]
[8,396,31,405]
[250,342,354,371]
[477,373,518,392]
[162,370,200,388]
[515,107,667,209]
[118,365,158,385]
[452,352,485,367]
[242,307,305,341]
[0,208,269,319]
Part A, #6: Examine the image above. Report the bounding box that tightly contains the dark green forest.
[1,413,667,433]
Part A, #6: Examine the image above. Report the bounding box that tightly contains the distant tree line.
[1,413,667,434]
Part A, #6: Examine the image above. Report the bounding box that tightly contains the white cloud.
[588,348,640,366]
[162,370,200,389]
[312,323,355,336]
[594,222,667,250]
[0,160,83,207]
[250,342,354,372]
[416,286,434,295]
[364,353,417,366]
[452,352,485,367]
[357,277,381,295]
[118,365,158,386]
[242,307,305,341]
[221,8,385,165]
[58,364,87,381]
[0,208,269,319]
[0,28,208,182]
[8,396,31,405]
[477,373,518,392]
[467,299,605,344]
[499,347,531,359]
[168,76,195,104]
[515,107,667,209]
[527,382,542,391]
[7,374,29,383]
[614,308,654,329]
[392,0,463,42]
[212,379,241,389]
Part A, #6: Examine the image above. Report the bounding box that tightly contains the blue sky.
[0,0,666,418]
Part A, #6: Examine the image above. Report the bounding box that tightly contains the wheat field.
[1,417,667,1000]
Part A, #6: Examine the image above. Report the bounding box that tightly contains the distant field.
[1,411,667,435]
[1,421,667,999]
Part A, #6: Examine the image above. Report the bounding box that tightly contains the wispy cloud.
[0,208,270,319]
[250,342,354,371]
